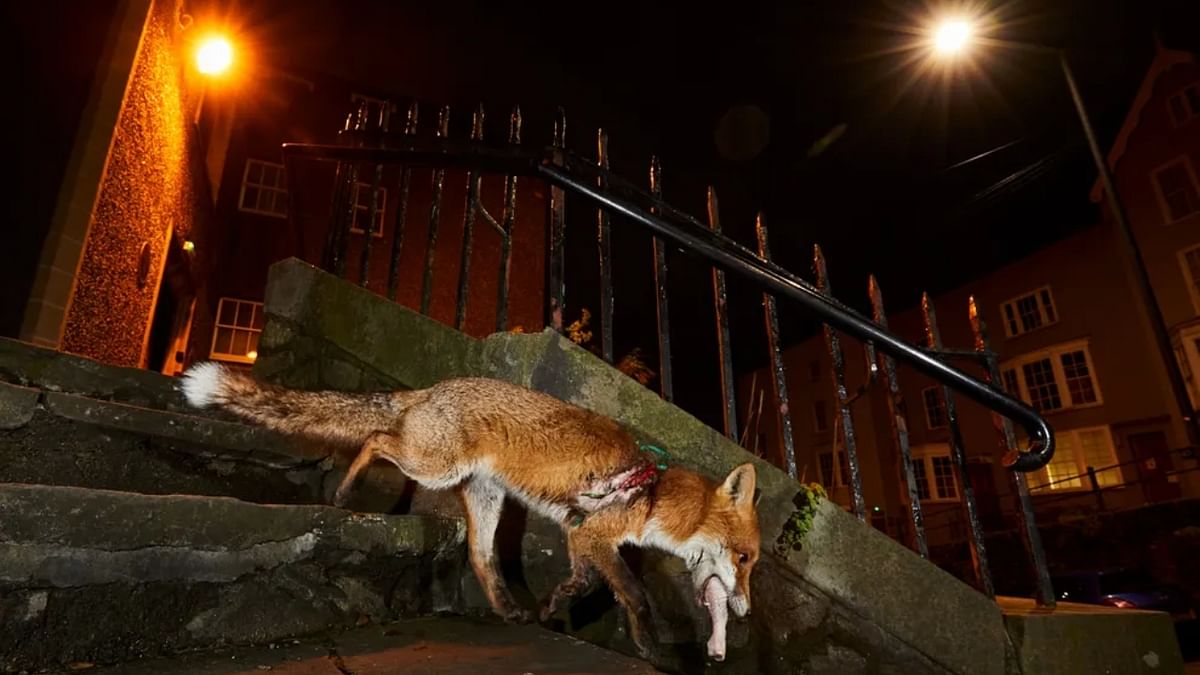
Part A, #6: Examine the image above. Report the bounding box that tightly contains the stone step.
[999,597,1185,675]
[96,615,658,674]
[0,336,194,415]
[0,379,344,506]
[0,483,467,673]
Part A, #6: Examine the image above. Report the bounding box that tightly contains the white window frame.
[1026,426,1122,493]
[1000,286,1058,338]
[209,298,265,364]
[1175,324,1200,409]
[1167,82,1200,128]
[1001,340,1104,413]
[922,386,947,429]
[1177,243,1200,315]
[910,443,959,503]
[349,182,387,237]
[1151,156,1200,225]
[237,159,288,218]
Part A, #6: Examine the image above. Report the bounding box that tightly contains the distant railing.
[280,99,1059,607]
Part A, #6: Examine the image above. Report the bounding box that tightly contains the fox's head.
[687,463,761,619]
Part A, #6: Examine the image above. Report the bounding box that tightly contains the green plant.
[775,482,826,555]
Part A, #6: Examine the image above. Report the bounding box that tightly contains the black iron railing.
[280,100,1058,606]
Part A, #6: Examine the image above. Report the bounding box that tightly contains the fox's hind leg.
[460,478,533,624]
[333,431,396,508]
[539,534,599,621]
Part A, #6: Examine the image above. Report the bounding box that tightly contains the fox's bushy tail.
[179,362,414,445]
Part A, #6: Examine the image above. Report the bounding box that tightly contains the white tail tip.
[180,361,227,408]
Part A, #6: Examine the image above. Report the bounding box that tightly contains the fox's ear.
[720,463,757,511]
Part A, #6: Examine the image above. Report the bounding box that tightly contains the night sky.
[14,0,1200,432]
[217,0,1200,429]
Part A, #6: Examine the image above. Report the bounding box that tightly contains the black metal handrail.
[281,137,1055,473]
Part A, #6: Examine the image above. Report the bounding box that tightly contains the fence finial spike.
[405,101,419,135]
[597,129,609,168]
[649,155,662,196]
[553,106,567,148]
[509,105,522,144]
[437,105,451,138]
[706,186,720,231]
[754,213,771,259]
[813,244,829,290]
[471,103,485,141]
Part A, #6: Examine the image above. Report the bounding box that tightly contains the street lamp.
[932,20,972,56]
[191,33,235,126]
[196,36,233,76]
[928,19,1200,449]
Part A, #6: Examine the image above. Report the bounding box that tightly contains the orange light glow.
[932,19,973,56]
[196,36,233,76]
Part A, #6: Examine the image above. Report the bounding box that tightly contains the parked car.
[1051,567,1196,622]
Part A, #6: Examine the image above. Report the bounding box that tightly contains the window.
[922,386,947,429]
[818,449,851,489]
[1027,426,1121,493]
[350,182,387,237]
[1152,158,1200,224]
[238,159,287,218]
[813,400,829,433]
[210,298,265,363]
[1167,82,1200,127]
[1174,325,1200,408]
[909,444,958,502]
[1001,341,1102,413]
[1001,286,1057,337]
[1178,244,1200,314]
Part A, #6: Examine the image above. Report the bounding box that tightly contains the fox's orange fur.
[181,363,760,660]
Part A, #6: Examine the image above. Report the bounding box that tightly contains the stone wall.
[251,257,1014,675]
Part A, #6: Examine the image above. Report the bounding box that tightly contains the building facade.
[741,47,1200,552]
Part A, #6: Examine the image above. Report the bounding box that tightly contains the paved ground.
[96,616,658,674]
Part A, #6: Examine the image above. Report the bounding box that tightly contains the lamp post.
[932,21,1200,450]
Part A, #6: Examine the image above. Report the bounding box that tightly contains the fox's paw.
[332,487,353,509]
[501,606,535,624]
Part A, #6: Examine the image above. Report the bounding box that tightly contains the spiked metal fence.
[281,99,1058,607]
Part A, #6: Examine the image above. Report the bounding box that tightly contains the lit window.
[210,298,264,363]
[1001,286,1057,337]
[909,444,958,502]
[1001,341,1102,413]
[922,386,946,429]
[238,159,287,218]
[1026,426,1122,493]
[1167,82,1200,127]
[1152,158,1200,224]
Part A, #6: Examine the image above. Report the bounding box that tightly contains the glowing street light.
[933,19,973,55]
[196,36,233,76]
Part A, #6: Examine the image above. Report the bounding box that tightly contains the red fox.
[180,363,760,661]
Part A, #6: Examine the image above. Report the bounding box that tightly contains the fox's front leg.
[459,479,534,624]
[577,539,659,660]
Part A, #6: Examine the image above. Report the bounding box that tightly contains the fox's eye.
[737,552,749,565]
